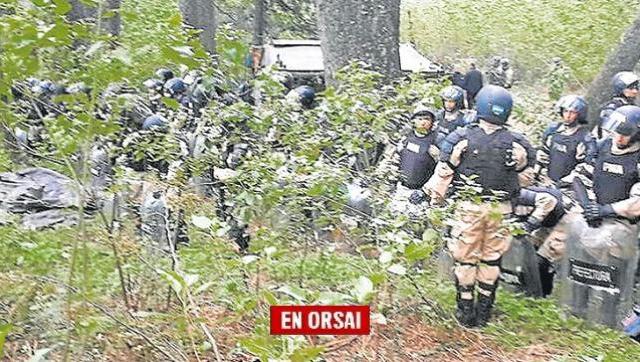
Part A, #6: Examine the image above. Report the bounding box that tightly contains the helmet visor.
[603,111,626,133]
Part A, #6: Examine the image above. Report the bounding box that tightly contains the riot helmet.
[410,106,436,134]
[163,77,188,98]
[155,68,174,82]
[440,85,465,111]
[288,85,316,108]
[556,95,588,125]
[612,71,639,97]
[142,114,169,131]
[609,105,640,144]
[474,85,513,125]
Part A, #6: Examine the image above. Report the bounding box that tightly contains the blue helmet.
[142,114,169,131]
[556,94,588,123]
[164,78,187,97]
[608,105,640,139]
[155,68,174,82]
[474,85,513,125]
[612,71,639,96]
[293,85,315,108]
[440,85,465,110]
[143,78,164,91]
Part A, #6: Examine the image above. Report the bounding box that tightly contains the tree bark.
[179,0,217,55]
[68,0,121,37]
[252,0,266,46]
[585,11,640,126]
[316,0,401,85]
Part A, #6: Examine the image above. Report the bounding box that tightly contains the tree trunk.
[252,0,266,46]
[179,0,217,55]
[68,0,121,36]
[585,11,640,126]
[316,0,401,85]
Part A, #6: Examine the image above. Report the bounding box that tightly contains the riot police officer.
[435,85,468,146]
[537,95,589,183]
[383,107,439,216]
[560,105,640,328]
[425,85,535,327]
[596,71,639,141]
[507,187,576,297]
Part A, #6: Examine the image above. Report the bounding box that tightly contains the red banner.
[270,305,370,335]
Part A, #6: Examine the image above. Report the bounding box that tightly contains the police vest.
[399,132,438,189]
[548,126,589,181]
[519,187,566,227]
[436,110,465,138]
[456,126,520,201]
[593,139,640,205]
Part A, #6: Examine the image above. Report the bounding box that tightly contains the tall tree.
[179,0,217,54]
[585,11,640,126]
[68,0,121,36]
[252,0,266,46]
[316,0,401,84]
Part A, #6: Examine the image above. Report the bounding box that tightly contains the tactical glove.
[521,217,542,234]
[584,202,616,223]
[409,189,429,205]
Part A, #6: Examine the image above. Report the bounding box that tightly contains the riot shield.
[558,216,639,328]
[500,235,543,297]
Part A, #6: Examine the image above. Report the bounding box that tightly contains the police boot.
[537,255,555,297]
[455,284,476,327]
[476,282,497,327]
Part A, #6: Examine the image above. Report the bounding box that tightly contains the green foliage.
[402,0,640,83]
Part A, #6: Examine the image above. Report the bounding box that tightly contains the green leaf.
[161,97,180,110]
[290,346,325,362]
[404,242,433,263]
[52,0,72,15]
[0,324,12,357]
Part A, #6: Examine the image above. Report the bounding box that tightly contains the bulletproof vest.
[593,139,640,205]
[436,110,465,139]
[520,187,566,227]
[456,126,520,200]
[548,127,589,181]
[399,132,438,189]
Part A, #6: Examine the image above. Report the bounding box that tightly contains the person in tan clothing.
[424,85,535,327]
[511,187,578,297]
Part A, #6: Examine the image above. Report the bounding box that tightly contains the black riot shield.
[500,235,543,297]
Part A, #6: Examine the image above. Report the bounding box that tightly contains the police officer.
[537,95,589,184]
[486,56,504,87]
[596,71,639,141]
[560,105,640,328]
[511,187,576,296]
[436,85,468,146]
[383,107,439,216]
[499,58,514,89]
[425,85,535,327]
[463,61,484,109]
